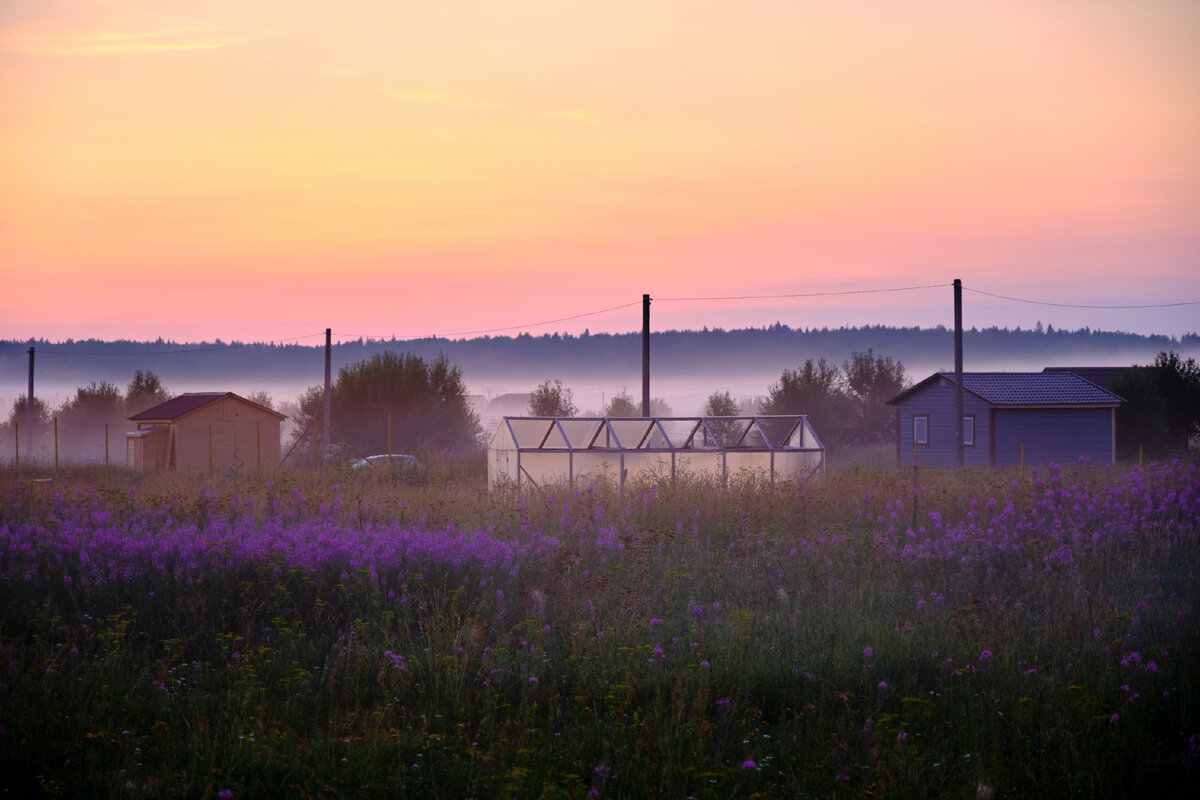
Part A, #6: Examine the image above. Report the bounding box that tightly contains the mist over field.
[4,325,1196,425]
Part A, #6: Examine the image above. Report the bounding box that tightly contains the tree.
[841,349,908,445]
[604,391,640,417]
[244,390,275,411]
[703,390,742,446]
[1111,351,1200,459]
[529,379,578,417]
[57,382,125,459]
[703,391,740,417]
[3,395,53,460]
[297,351,481,456]
[649,397,673,417]
[60,381,124,423]
[125,370,170,415]
[5,394,51,431]
[762,358,846,446]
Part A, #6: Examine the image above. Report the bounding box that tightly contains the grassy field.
[1,456,1197,798]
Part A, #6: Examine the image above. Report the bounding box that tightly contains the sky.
[2,0,1198,344]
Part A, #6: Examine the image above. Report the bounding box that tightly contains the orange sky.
[2,0,1198,342]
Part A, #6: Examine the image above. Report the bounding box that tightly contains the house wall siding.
[992,408,1113,467]
[893,379,992,467]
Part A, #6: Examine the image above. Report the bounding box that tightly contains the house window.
[963,415,975,446]
[913,415,929,445]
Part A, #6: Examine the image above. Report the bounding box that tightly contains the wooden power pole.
[642,294,651,417]
[26,347,34,459]
[954,279,965,467]
[322,329,332,459]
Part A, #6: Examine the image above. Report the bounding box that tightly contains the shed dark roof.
[129,392,285,422]
[888,372,1123,407]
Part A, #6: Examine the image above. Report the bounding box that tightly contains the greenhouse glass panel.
[488,415,823,488]
[607,419,654,449]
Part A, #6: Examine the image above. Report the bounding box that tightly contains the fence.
[4,417,279,475]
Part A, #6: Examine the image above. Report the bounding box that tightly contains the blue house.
[886,372,1123,467]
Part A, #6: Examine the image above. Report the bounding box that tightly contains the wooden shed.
[126,392,285,473]
[886,372,1123,468]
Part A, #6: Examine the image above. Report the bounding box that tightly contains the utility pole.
[26,347,34,459]
[323,328,332,459]
[642,294,651,417]
[954,279,964,467]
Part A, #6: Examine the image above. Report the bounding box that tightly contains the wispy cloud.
[2,27,270,56]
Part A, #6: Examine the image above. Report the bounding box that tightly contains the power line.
[4,281,1195,359]
[656,283,949,302]
[338,301,643,341]
[964,286,1200,310]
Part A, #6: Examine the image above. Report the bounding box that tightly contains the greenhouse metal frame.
[488,415,824,489]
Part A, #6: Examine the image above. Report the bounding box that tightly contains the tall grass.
[1,458,1197,798]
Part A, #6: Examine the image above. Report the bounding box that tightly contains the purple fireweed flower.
[650,617,661,627]
[863,646,873,659]
[741,759,757,771]
[979,649,993,661]
[1186,734,1200,764]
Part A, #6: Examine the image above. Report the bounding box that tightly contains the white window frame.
[913,415,929,446]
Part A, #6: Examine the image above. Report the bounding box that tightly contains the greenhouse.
[488,415,824,489]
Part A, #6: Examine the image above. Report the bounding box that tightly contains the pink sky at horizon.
[2,0,1198,343]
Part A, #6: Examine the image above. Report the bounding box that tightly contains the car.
[350,454,421,471]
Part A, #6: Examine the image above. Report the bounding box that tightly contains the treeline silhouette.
[3,324,1195,392]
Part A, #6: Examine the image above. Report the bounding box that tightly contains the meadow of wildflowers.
[1,458,1197,798]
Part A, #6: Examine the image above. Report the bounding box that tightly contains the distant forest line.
[3,324,1197,405]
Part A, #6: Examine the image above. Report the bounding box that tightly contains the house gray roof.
[888,372,1124,407]
[129,392,285,422]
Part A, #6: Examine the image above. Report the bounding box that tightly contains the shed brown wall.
[172,398,281,472]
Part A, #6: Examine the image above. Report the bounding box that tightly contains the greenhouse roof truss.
[488,415,824,489]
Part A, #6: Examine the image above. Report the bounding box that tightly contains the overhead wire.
[963,286,1200,310]
[337,301,643,341]
[655,283,949,302]
[3,281,1195,360]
